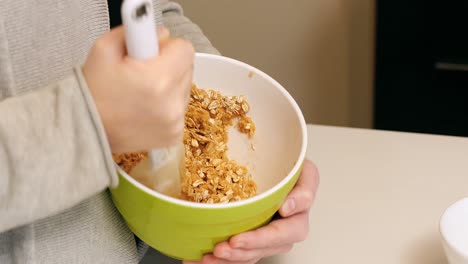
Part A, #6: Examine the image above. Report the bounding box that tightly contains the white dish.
[440,197,468,264]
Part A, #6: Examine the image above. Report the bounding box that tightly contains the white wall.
[176,0,375,128]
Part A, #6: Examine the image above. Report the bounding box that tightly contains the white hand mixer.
[121,0,184,197]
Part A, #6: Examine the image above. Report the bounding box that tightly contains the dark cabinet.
[374,1,468,137]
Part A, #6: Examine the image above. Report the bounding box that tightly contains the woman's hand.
[83,26,194,153]
[184,159,319,264]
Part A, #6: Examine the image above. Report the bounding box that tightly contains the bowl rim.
[439,196,468,259]
[114,52,308,209]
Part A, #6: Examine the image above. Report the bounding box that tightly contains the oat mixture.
[113,84,257,203]
[113,151,147,173]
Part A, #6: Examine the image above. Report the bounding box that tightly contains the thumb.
[279,160,319,217]
[98,26,127,61]
[153,38,195,78]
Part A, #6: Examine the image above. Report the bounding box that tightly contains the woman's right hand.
[83,26,194,154]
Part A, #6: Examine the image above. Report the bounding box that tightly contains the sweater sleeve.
[0,67,117,233]
[160,0,221,55]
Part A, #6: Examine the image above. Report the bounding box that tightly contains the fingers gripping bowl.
[110,53,308,261]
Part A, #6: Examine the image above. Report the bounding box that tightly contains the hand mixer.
[121,0,184,197]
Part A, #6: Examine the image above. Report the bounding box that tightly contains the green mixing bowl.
[110,53,308,261]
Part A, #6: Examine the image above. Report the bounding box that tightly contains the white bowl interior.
[193,54,305,193]
[440,197,468,259]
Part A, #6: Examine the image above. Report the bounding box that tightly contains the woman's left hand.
[184,159,319,264]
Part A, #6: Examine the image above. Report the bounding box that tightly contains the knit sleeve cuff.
[73,66,118,187]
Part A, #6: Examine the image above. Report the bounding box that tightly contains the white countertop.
[143,125,468,264]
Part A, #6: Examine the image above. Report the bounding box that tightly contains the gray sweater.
[0,0,218,263]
